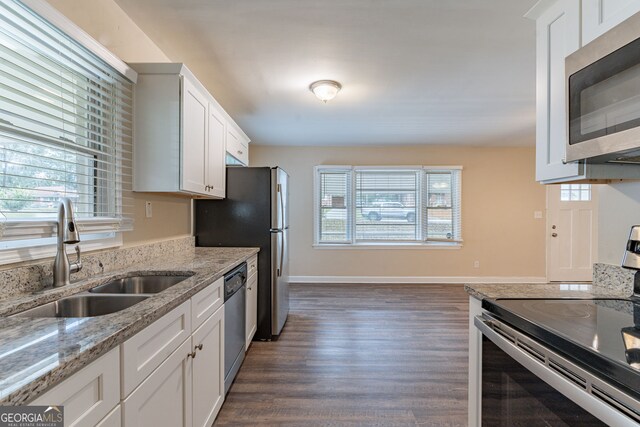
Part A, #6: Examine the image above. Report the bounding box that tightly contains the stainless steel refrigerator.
[195,167,289,340]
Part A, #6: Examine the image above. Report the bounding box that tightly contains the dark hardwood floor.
[214,283,469,427]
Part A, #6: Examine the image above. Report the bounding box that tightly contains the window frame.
[313,165,463,248]
[0,0,137,264]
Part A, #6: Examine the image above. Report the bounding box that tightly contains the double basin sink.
[14,275,192,318]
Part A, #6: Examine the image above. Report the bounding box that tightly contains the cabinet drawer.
[121,300,191,398]
[191,277,224,330]
[122,339,193,427]
[247,255,258,278]
[96,405,121,427]
[31,348,119,427]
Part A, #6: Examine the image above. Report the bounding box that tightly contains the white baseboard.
[289,275,548,284]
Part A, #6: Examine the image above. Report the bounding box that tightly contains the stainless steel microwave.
[566,11,640,163]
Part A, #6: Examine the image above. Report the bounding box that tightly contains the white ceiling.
[115,0,537,146]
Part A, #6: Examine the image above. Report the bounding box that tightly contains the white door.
[547,184,598,282]
[181,77,208,194]
[192,306,225,427]
[207,104,226,198]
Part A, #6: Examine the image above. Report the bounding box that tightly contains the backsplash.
[0,236,195,299]
[593,263,635,295]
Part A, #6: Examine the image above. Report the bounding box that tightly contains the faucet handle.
[70,245,83,273]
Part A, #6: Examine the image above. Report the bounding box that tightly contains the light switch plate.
[145,201,152,218]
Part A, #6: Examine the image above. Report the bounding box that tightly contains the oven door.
[475,315,640,426]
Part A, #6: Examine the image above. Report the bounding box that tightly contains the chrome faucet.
[53,197,82,287]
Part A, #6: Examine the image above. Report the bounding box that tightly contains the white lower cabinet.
[246,272,258,349]
[192,305,225,427]
[96,405,121,427]
[122,339,193,427]
[30,348,120,427]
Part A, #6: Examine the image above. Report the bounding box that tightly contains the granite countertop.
[465,282,631,301]
[0,246,259,405]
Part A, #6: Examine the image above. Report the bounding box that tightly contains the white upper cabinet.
[131,63,250,197]
[226,123,250,166]
[182,76,209,194]
[527,1,640,183]
[531,0,582,183]
[582,0,640,44]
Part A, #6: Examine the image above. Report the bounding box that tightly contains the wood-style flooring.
[214,283,469,427]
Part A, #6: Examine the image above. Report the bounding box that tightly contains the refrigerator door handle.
[278,183,285,231]
[278,230,284,277]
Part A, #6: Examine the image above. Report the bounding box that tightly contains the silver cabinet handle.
[196,344,203,351]
[187,351,197,359]
[238,150,243,155]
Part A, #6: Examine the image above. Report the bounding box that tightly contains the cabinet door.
[123,339,193,427]
[96,405,121,427]
[207,104,226,198]
[246,272,258,348]
[226,126,248,166]
[181,76,208,194]
[535,0,583,182]
[582,0,640,44]
[30,348,119,427]
[192,305,225,427]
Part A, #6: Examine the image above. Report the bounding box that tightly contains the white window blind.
[355,169,419,241]
[318,168,351,243]
[0,0,133,243]
[424,169,462,241]
[315,166,462,245]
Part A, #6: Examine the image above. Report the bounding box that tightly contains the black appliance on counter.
[195,167,289,341]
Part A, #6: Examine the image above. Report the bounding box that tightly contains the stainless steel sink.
[89,275,190,294]
[14,294,150,318]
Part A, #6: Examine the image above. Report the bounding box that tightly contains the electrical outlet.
[474,261,480,268]
[145,201,152,218]
[534,210,543,219]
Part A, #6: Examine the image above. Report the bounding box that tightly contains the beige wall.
[47,0,191,246]
[251,145,546,279]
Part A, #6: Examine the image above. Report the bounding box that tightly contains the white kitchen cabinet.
[467,297,483,427]
[191,276,224,331]
[246,255,258,349]
[192,305,225,427]
[131,63,249,197]
[122,339,193,427]
[121,299,191,398]
[181,76,209,194]
[30,348,120,427]
[96,405,121,427]
[526,1,639,183]
[226,123,249,166]
[207,104,227,197]
[582,0,640,44]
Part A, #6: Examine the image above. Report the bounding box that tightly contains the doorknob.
[552,233,558,237]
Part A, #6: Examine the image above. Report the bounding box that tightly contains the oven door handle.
[474,315,640,426]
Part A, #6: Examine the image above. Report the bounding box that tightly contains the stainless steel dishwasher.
[224,262,247,394]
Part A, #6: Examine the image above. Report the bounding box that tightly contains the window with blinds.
[315,166,462,245]
[0,0,134,247]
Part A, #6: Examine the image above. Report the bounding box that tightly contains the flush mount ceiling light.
[309,80,342,103]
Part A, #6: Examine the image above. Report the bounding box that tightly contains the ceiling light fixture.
[309,80,342,103]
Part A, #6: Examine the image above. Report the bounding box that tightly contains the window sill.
[0,234,123,266]
[312,242,462,250]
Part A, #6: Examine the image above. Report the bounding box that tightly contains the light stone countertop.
[0,246,259,405]
[464,282,632,301]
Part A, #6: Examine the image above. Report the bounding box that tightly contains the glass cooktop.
[483,298,640,399]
